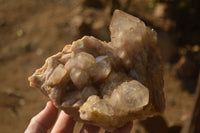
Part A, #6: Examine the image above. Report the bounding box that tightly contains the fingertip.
[46,101,52,107]
[51,111,76,133]
[45,101,57,112]
[58,111,74,122]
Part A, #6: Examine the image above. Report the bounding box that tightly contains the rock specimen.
[28,10,165,131]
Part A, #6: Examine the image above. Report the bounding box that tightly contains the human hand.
[25,101,133,133]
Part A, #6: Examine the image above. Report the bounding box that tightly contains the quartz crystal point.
[28,10,165,131]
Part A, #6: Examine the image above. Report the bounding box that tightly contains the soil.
[0,0,199,133]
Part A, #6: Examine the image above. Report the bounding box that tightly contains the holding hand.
[25,101,133,133]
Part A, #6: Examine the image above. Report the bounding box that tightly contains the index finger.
[25,101,58,133]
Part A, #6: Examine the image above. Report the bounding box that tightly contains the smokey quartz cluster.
[28,10,165,131]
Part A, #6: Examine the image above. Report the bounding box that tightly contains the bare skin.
[25,101,133,133]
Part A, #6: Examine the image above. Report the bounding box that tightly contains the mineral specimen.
[28,10,165,131]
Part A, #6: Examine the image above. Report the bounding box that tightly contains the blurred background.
[0,0,200,133]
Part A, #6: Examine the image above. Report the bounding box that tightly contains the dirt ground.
[0,0,199,133]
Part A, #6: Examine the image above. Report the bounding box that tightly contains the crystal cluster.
[28,10,165,131]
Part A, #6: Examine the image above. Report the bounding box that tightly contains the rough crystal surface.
[28,10,165,131]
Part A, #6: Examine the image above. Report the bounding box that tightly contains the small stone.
[16,29,24,37]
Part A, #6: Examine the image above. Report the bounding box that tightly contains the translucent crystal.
[28,10,164,131]
[108,80,149,111]
[70,68,89,89]
[73,52,95,70]
[47,64,67,86]
[88,56,111,82]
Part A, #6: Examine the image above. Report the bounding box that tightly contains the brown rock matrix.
[28,10,165,131]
